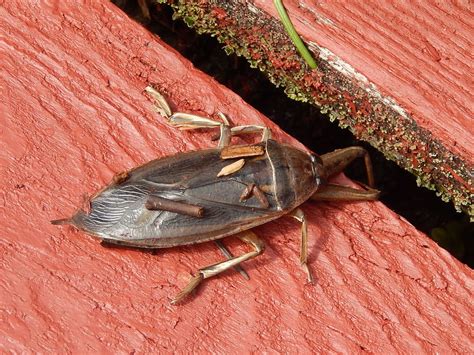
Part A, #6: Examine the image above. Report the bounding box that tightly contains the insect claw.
[171,273,203,305]
[145,86,172,118]
[302,263,313,284]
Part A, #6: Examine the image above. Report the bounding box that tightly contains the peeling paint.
[313,43,411,121]
[313,44,369,85]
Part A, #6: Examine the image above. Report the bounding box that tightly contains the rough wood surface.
[1,1,473,353]
[164,0,474,217]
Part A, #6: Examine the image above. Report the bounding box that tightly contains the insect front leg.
[289,208,312,283]
[311,183,380,202]
[320,146,375,187]
[171,231,265,304]
[313,147,380,201]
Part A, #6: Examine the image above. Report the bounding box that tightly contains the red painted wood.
[0,1,472,353]
[258,0,473,165]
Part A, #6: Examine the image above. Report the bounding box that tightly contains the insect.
[52,87,380,304]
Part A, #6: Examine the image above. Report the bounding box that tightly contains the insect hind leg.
[215,240,250,280]
[145,86,271,147]
[171,231,265,305]
[167,112,272,147]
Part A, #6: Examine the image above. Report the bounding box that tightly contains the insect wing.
[72,147,283,247]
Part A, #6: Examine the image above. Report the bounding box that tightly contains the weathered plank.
[0,1,472,353]
[162,0,474,217]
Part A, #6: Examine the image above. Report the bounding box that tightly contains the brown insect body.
[67,139,323,248]
[53,87,379,303]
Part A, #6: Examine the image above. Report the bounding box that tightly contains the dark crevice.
[113,1,473,267]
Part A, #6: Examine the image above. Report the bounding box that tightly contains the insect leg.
[289,208,312,283]
[145,86,232,147]
[171,231,265,304]
[321,147,375,187]
[169,112,231,148]
[146,87,272,146]
[311,183,380,202]
[214,240,250,280]
[145,86,172,118]
[230,125,272,142]
[168,112,222,130]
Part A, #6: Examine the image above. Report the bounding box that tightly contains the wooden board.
[0,1,472,353]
